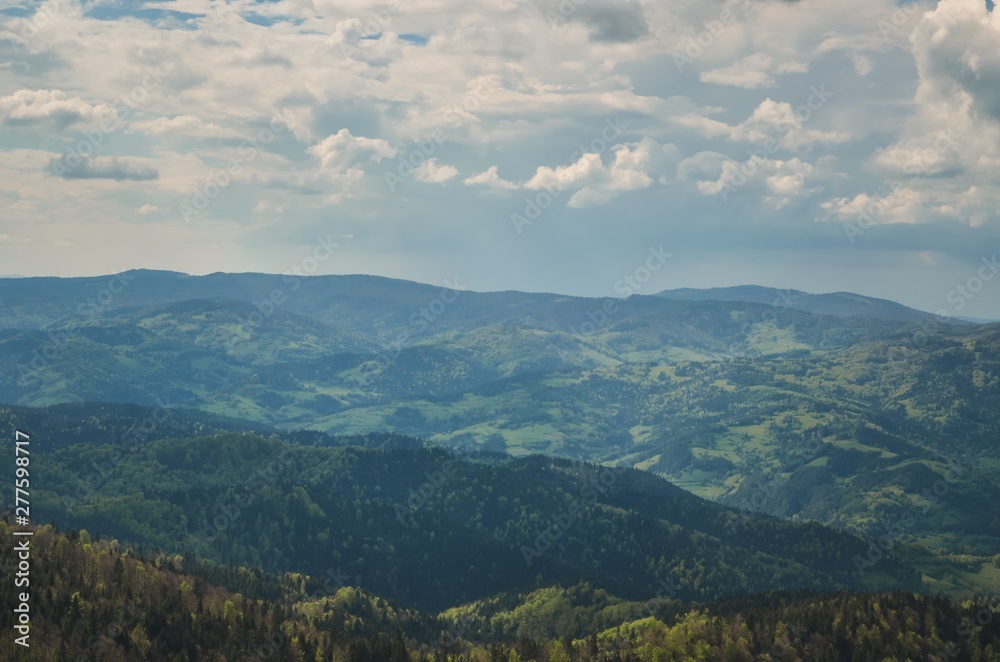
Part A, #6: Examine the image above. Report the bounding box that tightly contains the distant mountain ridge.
[0,270,947,329]
[655,285,951,323]
[1,269,998,600]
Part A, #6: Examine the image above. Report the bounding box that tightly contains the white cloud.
[128,115,241,139]
[700,54,808,89]
[413,158,458,184]
[853,54,873,76]
[464,166,518,190]
[822,187,924,225]
[870,132,960,176]
[0,89,118,129]
[701,54,779,89]
[843,0,1000,227]
[911,0,1000,123]
[674,96,849,151]
[0,0,997,311]
[688,152,817,206]
[308,129,397,174]
[522,138,677,208]
[744,98,850,150]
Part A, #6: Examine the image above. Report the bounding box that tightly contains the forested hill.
[15,431,924,612]
[1,520,997,661]
[2,273,999,605]
[654,285,949,322]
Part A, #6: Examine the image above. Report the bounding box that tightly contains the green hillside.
[8,432,929,612]
[1,273,998,598]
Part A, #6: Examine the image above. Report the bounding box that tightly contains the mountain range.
[1,270,999,657]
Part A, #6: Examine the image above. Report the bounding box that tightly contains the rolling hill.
[1,271,998,599]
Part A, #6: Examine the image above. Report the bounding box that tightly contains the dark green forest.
[18,432,922,611]
[2,521,999,661]
[1,273,999,658]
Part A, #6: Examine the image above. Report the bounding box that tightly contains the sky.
[0,0,999,317]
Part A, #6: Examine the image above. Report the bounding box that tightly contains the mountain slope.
[655,285,951,322]
[2,520,997,660]
[18,432,924,612]
[1,272,998,596]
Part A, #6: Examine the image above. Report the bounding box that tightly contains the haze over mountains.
[654,285,960,323]
[5,0,1000,654]
[0,270,959,329]
[1,270,999,658]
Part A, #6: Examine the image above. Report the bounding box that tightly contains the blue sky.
[1,0,999,317]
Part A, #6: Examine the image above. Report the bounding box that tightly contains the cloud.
[576,0,649,43]
[686,152,817,206]
[911,0,1000,122]
[743,98,851,150]
[1,0,999,314]
[464,166,518,190]
[821,187,925,225]
[523,138,677,208]
[0,89,118,129]
[701,54,779,89]
[136,204,159,215]
[323,16,407,63]
[674,96,850,151]
[853,55,873,77]
[308,129,397,174]
[325,18,365,49]
[870,133,960,176]
[51,157,159,181]
[533,0,648,42]
[846,0,1000,227]
[128,115,240,138]
[413,158,458,184]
